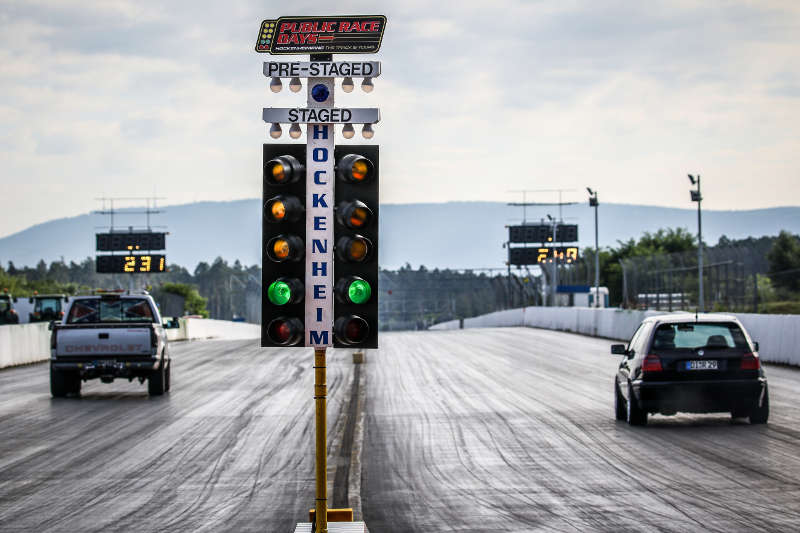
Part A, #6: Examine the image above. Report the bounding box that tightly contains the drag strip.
[361,328,800,532]
[0,339,355,532]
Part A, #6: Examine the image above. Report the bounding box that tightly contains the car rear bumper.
[632,377,766,414]
[52,358,161,380]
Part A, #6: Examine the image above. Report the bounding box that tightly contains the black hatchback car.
[612,313,768,426]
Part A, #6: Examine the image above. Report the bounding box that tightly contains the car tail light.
[642,354,663,373]
[9,309,16,315]
[58,311,64,318]
[741,352,760,370]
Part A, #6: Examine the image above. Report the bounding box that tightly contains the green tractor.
[29,293,69,323]
[0,289,20,325]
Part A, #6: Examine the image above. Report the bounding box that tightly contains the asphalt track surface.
[362,328,800,532]
[1,330,799,532]
[0,339,356,532]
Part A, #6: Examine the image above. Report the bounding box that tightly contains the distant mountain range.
[1,201,798,271]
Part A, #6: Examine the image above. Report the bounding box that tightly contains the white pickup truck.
[49,291,171,397]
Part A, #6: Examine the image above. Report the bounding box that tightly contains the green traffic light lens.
[268,280,292,305]
[347,279,371,304]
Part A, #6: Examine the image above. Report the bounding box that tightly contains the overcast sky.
[1,0,799,238]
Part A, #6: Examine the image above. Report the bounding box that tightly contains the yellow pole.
[314,347,328,533]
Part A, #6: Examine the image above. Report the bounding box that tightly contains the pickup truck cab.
[50,290,171,397]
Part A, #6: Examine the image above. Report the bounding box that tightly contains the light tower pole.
[587,188,599,307]
[688,174,703,312]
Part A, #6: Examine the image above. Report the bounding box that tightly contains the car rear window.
[651,322,749,351]
[67,298,154,324]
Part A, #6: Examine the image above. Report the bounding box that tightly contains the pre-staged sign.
[255,15,387,54]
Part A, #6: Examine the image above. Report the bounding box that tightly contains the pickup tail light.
[741,352,760,370]
[150,328,158,348]
[642,354,663,373]
[51,329,57,349]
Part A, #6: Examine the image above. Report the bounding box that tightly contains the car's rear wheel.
[626,382,647,426]
[148,361,165,396]
[164,361,171,392]
[614,380,626,421]
[749,385,769,425]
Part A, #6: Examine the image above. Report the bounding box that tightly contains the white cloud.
[0,0,799,238]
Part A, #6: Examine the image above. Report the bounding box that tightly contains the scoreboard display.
[96,232,166,251]
[508,246,579,266]
[508,224,578,243]
[96,255,166,274]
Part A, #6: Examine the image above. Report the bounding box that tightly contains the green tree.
[767,231,800,293]
[160,282,209,318]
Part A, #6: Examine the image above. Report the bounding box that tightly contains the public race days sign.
[255,16,387,55]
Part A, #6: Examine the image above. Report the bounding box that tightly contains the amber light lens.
[271,201,286,220]
[273,239,289,259]
[349,239,367,260]
[267,235,303,262]
[352,159,369,181]
[270,162,287,182]
[350,207,369,227]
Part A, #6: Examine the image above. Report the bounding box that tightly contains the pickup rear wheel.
[148,361,165,396]
[164,361,171,392]
[50,366,68,398]
[51,367,80,398]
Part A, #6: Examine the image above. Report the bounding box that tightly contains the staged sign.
[256,15,387,54]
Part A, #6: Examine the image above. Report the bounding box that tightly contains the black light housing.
[336,154,375,184]
[266,317,304,346]
[266,235,304,262]
[336,235,373,263]
[334,315,369,345]
[336,200,373,230]
[265,195,304,223]
[265,154,304,185]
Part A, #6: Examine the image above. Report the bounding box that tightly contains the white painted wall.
[0,318,261,369]
[0,323,51,368]
[431,307,800,366]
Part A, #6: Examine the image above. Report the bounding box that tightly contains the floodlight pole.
[689,174,704,312]
[588,189,600,307]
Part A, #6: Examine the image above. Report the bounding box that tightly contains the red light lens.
[642,354,663,372]
[277,321,291,342]
[741,353,760,370]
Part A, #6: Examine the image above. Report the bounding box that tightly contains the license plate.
[686,360,718,370]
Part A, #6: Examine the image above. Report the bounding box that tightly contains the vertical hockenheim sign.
[305,77,335,347]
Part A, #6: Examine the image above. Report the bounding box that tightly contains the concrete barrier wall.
[431,307,800,366]
[0,318,260,370]
[0,323,51,368]
[182,318,260,341]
